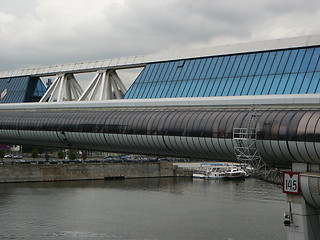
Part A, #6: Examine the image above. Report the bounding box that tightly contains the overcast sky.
[0,0,319,73]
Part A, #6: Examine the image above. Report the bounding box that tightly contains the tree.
[57,150,65,160]
[0,149,5,163]
[68,150,77,161]
[44,153,50,160]
[81,151,88,162]
[31,148,39,159]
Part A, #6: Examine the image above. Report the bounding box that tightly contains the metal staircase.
[233,108,266,173]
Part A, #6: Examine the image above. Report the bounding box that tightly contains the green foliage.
[57,150,65,160]
[44,153,50,160]
[31,148,39,159]
[68,150,77,161]
[0,149,5,159]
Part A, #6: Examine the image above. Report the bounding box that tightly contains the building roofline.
[0,94,319,110]
[1,34,320,79]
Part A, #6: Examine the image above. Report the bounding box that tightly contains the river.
[0,177,286,240]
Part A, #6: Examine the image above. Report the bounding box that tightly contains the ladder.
[233,108,266,173]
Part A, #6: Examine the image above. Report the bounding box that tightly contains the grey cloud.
[0,0,319,72]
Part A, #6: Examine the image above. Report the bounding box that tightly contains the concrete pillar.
[285,194,320,239]
[284,163,320,240]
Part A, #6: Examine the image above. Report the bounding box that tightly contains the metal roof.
[1,34,320,79]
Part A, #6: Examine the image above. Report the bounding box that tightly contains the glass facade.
[1,108,320,165]
[125,47,320,99]
[0,76,46,103]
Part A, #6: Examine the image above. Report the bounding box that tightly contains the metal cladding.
[300,173,320,209]
[0,104,320,166]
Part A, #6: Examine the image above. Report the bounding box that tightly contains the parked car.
[15,160,31,164]
[13,155,23,159]
[4,154,13,158]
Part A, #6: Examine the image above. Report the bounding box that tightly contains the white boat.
[224,167,247,180]
[192,162,248,180]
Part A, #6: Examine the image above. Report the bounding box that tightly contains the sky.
[0,0,319,74]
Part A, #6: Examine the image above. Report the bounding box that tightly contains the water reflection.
[0,177,286,240]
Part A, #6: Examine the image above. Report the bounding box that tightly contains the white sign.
[282,171,300,194]
[0,88,8,99]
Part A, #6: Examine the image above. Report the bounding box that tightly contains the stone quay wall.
[0,161,176,183]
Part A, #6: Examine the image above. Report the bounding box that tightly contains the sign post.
[282,171,300,194]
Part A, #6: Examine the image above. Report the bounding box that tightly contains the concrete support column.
[285,163,320,240]
[286,194,320,239]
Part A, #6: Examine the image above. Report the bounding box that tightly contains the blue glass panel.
[291,73,305,93]
[162,62,174,81]
[223,55,236,77]
[235,55,249,77]
[284,50,299,73]
[307,72,320,93]
[242,54,255,76]
[194,58,207,79]
[276,74,290,94]
[229,55,242,77]
[169,80,183,97]
[307,47,320,72]
[284,74,297,94]
[160,82,172,97]
[291,49,306,73]
[261,75,274,94]
[136,65,149,83]
[234,77,246,95]
[269,75,282,94]
[145,83,157,98]
[157,62,170,82]
[136,83,150,98]
[276,51,290,74]
[228,77,240,96]
[262,52,276,75]
[247,76,260,95]
[216,78,228,96]
[154,82,167,98]
[203,79,215,97]
[199,58,213,79]
[299,48,314,73]
[210,57,224,78]
[312,72,320,93]
[221,77,234,96]
[143,64,156,83]
[315,50,320,72]
[217,56,230,78]
[300,73,312,93]
[181,80,194,97]
[167,61,179,80]
[255,75,267,95]
[211,78,225,96]
[255,52,269,75]
[241,76,253,95]
[172,63,183,81]
[248,53,262,76]
[187,80,197,97]
[183,60,196,80]
[131,83,143,99]
[178,60,192,80]
[166,80,178,97]
[269,51,283,74]
[189,59,202,80]
[176,81,188,97]
[192,79,205,97]
[148,64,162,84]
[205,58,218,78]
[198,79,210,97]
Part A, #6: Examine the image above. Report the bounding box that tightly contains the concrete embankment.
[0,161,176,183]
